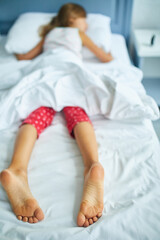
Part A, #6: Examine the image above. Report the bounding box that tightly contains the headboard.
[0,0,133,45]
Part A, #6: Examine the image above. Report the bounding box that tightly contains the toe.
[84,219,89,227]
[22,216,28,222]
[89,218,93,225]
[29,217,34,223]
[34,207,44,221]
[93,216,98,222]
[97,212,102,218]
[77,211,86,227]
[33,217,38,223]
[17,215,22,221]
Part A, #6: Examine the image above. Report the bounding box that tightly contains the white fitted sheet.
[0,34,131,65]
[0,33,160,240]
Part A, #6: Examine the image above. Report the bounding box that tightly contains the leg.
[8,124,37,172]
[0,106,56,223]
[63,107,104,227]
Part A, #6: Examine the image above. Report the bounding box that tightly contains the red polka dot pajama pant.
[19,106,93,139]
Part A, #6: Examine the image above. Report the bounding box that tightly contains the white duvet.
[0,47,159,131]
[0,45,160,240]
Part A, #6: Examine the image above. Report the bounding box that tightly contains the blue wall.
[0,0,133,45]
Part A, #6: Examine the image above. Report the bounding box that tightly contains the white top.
[43,27,83,59]
[134,29,160,57]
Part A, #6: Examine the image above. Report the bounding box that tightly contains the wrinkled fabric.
[0,48,159,132]
[0,114,160,240]
[0,43,160,239]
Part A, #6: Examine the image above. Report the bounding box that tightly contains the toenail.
[29,217,33,223]
[89,219,93,224]
[33,217,38,223]
[17,215,22,221]
[97,212,102,218]
[93,216,98,222]
[23,217,28,222]
[84,219,89,227]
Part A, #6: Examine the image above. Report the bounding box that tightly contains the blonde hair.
[39,3,87,38]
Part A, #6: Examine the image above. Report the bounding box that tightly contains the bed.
[0,0,160,240]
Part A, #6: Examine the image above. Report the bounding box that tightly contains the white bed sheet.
[0,34,160,240]
[0,34,131,65]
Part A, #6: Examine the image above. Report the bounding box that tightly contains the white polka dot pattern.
[19,106,92,140]
[19,106,56,139]
[63,106,92,138]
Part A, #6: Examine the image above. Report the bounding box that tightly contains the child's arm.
[15,38,45,60]
[79,31,113,63]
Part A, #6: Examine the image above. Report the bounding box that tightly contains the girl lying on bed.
[0,3,113,227]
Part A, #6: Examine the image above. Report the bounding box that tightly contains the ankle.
[84,162,103,177]
[7,167,27,176]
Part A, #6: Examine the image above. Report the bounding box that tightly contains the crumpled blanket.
[0,48,159,131]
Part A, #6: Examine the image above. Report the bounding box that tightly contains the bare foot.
[77,162,104,227]
[0,168,44,223]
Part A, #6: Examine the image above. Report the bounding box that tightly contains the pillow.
[82,14,111,59]
[5,12,112,58]
[5,12,55,54]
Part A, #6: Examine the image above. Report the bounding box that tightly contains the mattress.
[0,34,160,240]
